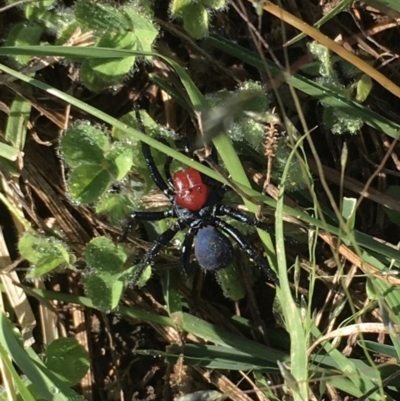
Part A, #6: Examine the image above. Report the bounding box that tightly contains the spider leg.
[216,205,299,246]
[131,221,183,287]
[181,227,196,275]
[213,218,279,285]
[164,156,174,186]
[215,205,274,233]
[121,210,175,242]
[135,109,174,200]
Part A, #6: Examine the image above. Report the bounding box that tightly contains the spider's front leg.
[121,209,174,242]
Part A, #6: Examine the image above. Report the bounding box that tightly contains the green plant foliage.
[356,74,373,103]
[83,237,128,311]
[85,236,127,274]
[271,141,308,191]
[44,338,90,386]
[18,232,75,278]
[215,262,246,301]
[308,41,366,134]
[82,237,151,310]
[5,22,44,67]
[205,82,308,191]
[96,193,141,226]
[112,110,175,191]
[60,125,109,167]
[182,3,209,39]
[170,0,228,39]
[59,124,134,204]
[203,83,270,143]
[74,0,158,91]
[3,0,158,90]
[5,0,76,47]
[80,32,137,91]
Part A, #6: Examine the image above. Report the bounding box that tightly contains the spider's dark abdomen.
[194,226,233,271]
[173,168,210,211]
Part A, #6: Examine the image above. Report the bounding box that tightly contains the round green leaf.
[88,31,137,78]
[84,273,124,311]
[123,8,158,52]
[19,233,73,278]
[182,3,209,39]
[68,164,111,204]
[105,142,134,180]
[60,125,109,167]
[45,338,90,386]
[79,59,114,92]
[84,237,127,273]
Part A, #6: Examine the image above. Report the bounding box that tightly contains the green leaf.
[170,0,190,16]
[0,313,85,400]
[18,233,73,278]
[84,237,127,274]
[0,341,36,401]
[5,22,43,67]
[341,197,357,230]
[79,60,112,92]
[215,262,245,301]
[122,264,152,288]
[44,338,90,386]
[83,238,129,310]
[123,8,158,52]
[182,3,209,39]
[207,34,400,140]
[68,164,111,204]
[60,125,109,167]
[84,274,124,311]
[96,193,140,225]
[75,0,130,31]
[356,74,373,103]
[105,142,134,180]
[88,31,137,78]
[202,88,268,143]
[75,2,158,92]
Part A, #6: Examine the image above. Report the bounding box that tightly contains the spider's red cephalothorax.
[173,168,210,211]
[121,108,279,288]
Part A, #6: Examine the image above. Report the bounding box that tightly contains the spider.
[122,111,279,287]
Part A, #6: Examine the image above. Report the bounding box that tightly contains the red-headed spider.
[121,110,279,287]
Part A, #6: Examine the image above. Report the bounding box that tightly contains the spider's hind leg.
[216,204,274,233]
[214,218,279,285]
